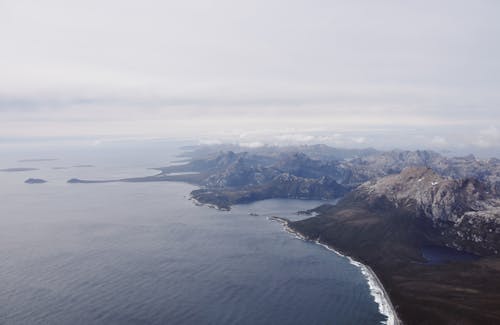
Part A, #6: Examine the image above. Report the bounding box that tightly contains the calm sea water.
[0,141,386,324]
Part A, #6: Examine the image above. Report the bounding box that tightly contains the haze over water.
[0,141,387,324]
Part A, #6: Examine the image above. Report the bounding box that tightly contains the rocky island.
[68,144,500,324]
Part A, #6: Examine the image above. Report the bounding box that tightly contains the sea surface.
[0,141,387,324]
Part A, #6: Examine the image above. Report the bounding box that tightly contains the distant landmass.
[52,165,95,170]
[18,158,57,162]
[67,144,500,324]
[0,168,39,172]
[24,178,47,184]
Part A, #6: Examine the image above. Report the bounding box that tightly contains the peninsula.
[68,144,500,324]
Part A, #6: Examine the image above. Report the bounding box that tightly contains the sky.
[1,0,500,154]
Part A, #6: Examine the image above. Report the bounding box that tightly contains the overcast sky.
[1,0,499,153]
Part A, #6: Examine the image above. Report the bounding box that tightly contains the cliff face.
[355,167,500,255]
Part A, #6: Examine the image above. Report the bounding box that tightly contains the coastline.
[269,216,401,325]
[189,195,230,211]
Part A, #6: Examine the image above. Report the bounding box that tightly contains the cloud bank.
[0,0,499,153]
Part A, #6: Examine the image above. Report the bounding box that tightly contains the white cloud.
[239,141,264,148]
[198,139,222,146]
[431,136,448,147]
[352,137,367,144]
[475,127,500,148]
[274,134,315,143]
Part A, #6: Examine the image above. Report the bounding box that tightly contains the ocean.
[0,141,388,324]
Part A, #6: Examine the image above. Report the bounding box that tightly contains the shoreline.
[269,216,401,325]
[188,195,230,211]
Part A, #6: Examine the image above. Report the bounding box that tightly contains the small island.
[24,178,47,184]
